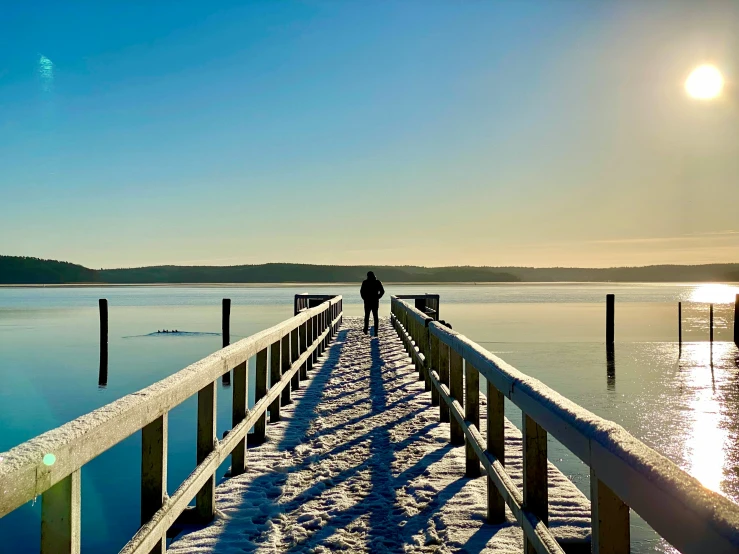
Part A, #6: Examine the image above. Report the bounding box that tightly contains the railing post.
[41,470,81,554]
[449,349,464,445]
[196,381,217,521]
[465,361,480,477]
[222,298,231,386]
[141,414,167,554]
[291,327,300,390]
[306,317,314,372]
[591,470,630,554]
[439,342,450,423]
[269,339,281,423]
[523,414,548,554]
[231,360,248,476]
[254,348,268,440]
[311,315,319,363]
[422,324,432,392]
[281,333,291,405]
[430,332,440,406]
[487,381,505,523]
[300,322,308,380]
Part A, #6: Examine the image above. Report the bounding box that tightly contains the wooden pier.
[1,294,739,553]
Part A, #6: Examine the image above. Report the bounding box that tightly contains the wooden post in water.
[222,299,231,386]
[98,299,108,388]
[678,301,682,353]
[606,294,615,348]
[710,304,714,359]
[734,294,739,346]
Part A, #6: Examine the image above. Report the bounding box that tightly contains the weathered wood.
[300,322,308,379]
[141,415,167,554]
[196,382,216,522]
[591,469,630,554]
[291,328,300,390]
[269,340,281,423]
[254,348,268,440]
[430,334,440,406]
[98,298,108,388]
[307,317,314,371]
[421,325,432,391]
[449,349,464,445]
[311,316,319,364]
[281,334,292,405]
[487,379,505,523]
[523,414,548,554]
[710,303,714,345]
[606,294,615,346]
[41,470,81,554]
[439,342,450,423]
[735,295,739,345]
[465,361,480,477]
[231,361,247,476]
[222,298,231,385]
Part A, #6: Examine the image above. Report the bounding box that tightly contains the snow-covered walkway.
[169,317,590,553]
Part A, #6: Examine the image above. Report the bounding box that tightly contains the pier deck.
[169,318,590,553]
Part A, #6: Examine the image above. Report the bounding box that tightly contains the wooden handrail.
[391,295,739,554]
[0,296,343,554]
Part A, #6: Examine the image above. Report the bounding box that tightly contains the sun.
[685,65,724,100]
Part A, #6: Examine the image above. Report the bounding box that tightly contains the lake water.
[1,283,739,553]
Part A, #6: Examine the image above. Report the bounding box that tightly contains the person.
[360,271,385,336]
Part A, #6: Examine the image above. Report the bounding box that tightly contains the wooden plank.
[487,379,505,523]
[269,340,281,423]
[254,348,268,440]
[141,415,167,554]
[41,470,81,554]
[439,342,450,423]
[306,318,314,371]
[195,382,216,522]
[281,334,292,405]
[465,361,480,477]
[524,414,548,554]
[426,368,564,554]
[450,349,464,445]
[291,328,300,390]
[0,299,343,518]
[300,322,308,379]
[591,469,630,554]
[231,361,247,476]
[430,334,440,406]
[222,299,231,385]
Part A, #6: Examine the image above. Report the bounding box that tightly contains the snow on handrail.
[392,296,739,554]
[0,296,343,554]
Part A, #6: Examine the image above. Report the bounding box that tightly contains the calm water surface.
[1,283,738,553]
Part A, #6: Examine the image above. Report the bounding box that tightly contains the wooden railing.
[0,296,343,554]
[391,295,739,554]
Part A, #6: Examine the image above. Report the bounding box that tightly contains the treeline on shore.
[1,255,739,285]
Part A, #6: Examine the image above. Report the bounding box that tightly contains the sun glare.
[685,65,724,100]
[689,284,739,304]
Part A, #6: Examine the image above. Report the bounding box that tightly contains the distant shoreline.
[2,281,738,289]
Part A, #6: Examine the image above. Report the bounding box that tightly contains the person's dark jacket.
[360,276,385,305]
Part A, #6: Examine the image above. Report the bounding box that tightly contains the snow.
[169,317,590,553]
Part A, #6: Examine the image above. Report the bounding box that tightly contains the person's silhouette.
[360,271,384,336]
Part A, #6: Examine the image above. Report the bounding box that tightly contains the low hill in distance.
[1,256,739,285]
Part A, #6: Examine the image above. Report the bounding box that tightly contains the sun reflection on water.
[680,342,732,493]
[689,284,739,304]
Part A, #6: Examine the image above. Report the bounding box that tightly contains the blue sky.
[1,1,738,268]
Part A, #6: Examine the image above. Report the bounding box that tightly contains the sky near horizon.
[1,1,738,269]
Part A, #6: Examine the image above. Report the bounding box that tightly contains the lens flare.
[42,453,56,466]
[38,54,54,93]
[685,65,724,100]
